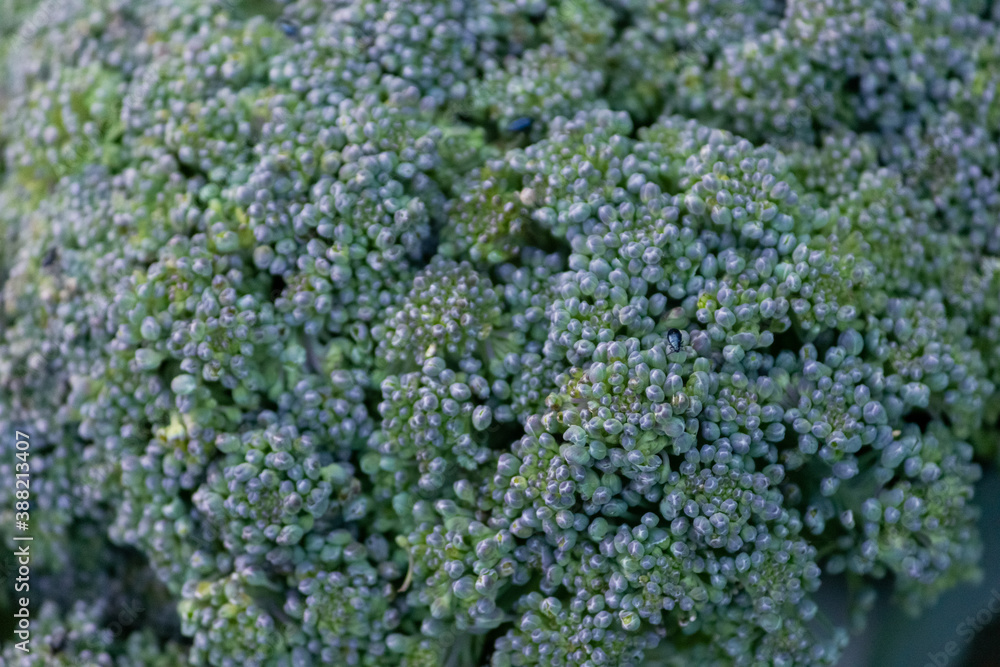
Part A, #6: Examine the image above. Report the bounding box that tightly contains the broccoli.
[1,0,999,666]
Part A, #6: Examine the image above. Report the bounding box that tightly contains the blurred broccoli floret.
[2,0,1000,666]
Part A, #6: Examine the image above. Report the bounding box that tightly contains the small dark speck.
[42,247,58,267]
[278,21,298,37]
[507,117,533,133]
[667,328,683,353]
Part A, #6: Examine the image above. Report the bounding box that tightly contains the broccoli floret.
[3,0,1000,666]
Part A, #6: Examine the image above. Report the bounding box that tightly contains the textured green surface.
[1,1,1000,665]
